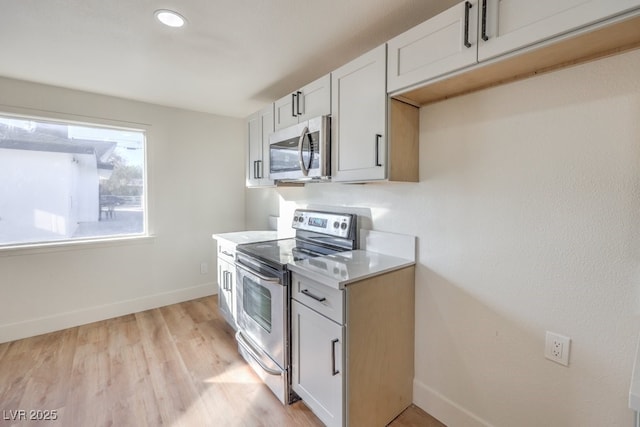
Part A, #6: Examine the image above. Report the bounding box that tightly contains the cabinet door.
[217,257,236,329]
[331,44,387,182]
[297,74,331,121]
[479,0,640,61]
[246,104,274,187]
[291,300,344,427]
[387,0,478,93]
[274,93,299,131]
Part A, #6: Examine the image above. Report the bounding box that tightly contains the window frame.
[0,108,152,253]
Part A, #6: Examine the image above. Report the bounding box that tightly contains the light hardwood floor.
[0,296,445,427]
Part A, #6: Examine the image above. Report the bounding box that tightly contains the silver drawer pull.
[301,289,326,302]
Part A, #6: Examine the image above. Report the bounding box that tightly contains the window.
[0,113,147,247]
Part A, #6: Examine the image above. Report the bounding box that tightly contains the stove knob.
[333,221,339,229]
[340,222,348,230]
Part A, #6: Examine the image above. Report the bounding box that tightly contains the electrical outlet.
[545,331,571,366]
[200,262,208,275]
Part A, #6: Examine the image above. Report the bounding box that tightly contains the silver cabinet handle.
[221,250,234,257]
[296,91,303,116]
[331,338,340,376]
[297,126,310,177]
[301,288,326,302]
[226,271,233,291]
[292,93,298,117]
[481,0,489,41]
[464,1,472,48]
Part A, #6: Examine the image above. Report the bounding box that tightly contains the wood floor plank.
[17,328,77,411]
[0,341,9,360]
[0,296,440,427]
[389,404,446,426]
[107,342,163,427]
[65,322,112,427]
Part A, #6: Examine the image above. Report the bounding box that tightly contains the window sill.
[0,235,156,257]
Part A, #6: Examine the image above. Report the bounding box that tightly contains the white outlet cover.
[200,262,209,274]
[545,331,571,366]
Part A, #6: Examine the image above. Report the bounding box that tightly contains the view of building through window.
[0,114,146,246]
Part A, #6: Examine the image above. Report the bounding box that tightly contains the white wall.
[246,49,640,426]
[0,76,246,343]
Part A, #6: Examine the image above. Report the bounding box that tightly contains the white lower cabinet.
[216,241,237,329]
[291,267,415,427]
[291,300,344,427]
[217,257,235,328]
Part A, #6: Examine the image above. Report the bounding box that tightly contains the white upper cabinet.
[331,45,388,182]
[274,74,331,131]
[246,104,274,187]
[387,0,479,93]
[478,0,640,61]
[387,0,640,95]
[479,0,640,61]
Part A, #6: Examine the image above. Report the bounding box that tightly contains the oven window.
[243,278,272,332]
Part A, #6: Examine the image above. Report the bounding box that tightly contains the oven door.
[236,262,286,368]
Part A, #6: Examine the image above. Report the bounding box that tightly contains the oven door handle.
[297,126,310,177]
[236,263,281,283]
[236,331,282,376]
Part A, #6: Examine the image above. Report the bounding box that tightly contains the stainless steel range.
[234,209,357,404]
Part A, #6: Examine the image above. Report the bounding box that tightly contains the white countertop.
[287,249,415,290]
[212,230,294,245]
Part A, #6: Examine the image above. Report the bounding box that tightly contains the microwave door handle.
[297,126,310,176]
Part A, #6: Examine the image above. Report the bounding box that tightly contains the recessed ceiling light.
[154,9,186,28]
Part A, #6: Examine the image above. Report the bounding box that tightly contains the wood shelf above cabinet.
[394,11,640,107]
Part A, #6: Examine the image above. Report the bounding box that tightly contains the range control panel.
[291,209,355,239]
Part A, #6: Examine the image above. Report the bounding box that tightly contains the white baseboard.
[413,378,494,427]
[0,282,217,344]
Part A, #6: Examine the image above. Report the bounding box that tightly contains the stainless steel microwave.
[269,115,330,181]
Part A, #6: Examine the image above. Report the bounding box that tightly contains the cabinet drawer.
[291,273,344,324]
[217,242,236,264]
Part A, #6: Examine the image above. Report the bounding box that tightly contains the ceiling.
[0,0,458,118]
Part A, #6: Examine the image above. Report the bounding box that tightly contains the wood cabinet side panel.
[345,266,415,427]
[389,99,419,182]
